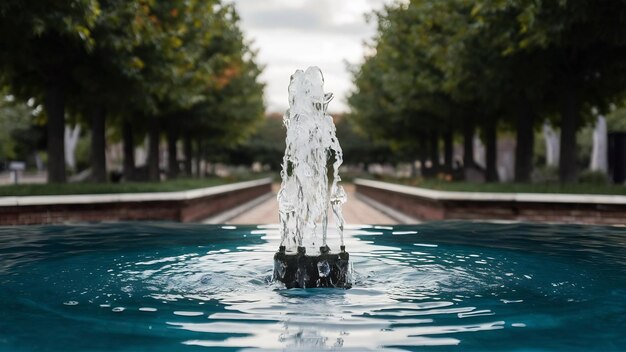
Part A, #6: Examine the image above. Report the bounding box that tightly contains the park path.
[225,184,398,225]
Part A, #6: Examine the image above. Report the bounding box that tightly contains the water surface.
[1,222,625,351]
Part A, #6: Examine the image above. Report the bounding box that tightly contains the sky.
[231,0,394,113]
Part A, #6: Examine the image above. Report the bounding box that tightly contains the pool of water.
[1,221,625,351]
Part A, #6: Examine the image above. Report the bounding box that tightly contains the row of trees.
[221,113,394,172]
[349,0,626,182]
[0,0,264,183]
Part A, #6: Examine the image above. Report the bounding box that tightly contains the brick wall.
[0,182,271,226]
[356,182,626,225]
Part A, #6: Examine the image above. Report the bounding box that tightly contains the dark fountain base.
[273,245,351,289]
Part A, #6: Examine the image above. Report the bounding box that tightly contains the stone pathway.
[226,184,398,225]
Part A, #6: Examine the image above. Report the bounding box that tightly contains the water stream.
[277,67,347,252]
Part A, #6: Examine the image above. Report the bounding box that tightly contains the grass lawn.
[370,177,626,195]
[0,175,271,197]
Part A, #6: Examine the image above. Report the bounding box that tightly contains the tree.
[73,0,161,182]
[351,0,626,184]
[349,4,443,171]
[118,1,265,181]
[0,0,101,183]
[349,1,490,178]
[1,0,264,184]
[179,4,265,172]
[474,0,626,182]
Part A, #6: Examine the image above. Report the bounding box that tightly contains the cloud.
[232,0,394,113]
[242,7,371,35]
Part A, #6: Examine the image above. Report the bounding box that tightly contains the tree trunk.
[429,130,440,172]
[166,129,179,179]
[195,139,202,178]
[122,119,135,181]
[559,82,580,183]
[443,129,453,170]
[418,137,428,176]
[199,140,206,178]
[199,139,208,177]
[147,122,160,182]
[485,122,499,182]
[90,105,107,182]
[44,81,66,183]
[184,132,193,177]
[514,99,535,182]
[463,118,475,170]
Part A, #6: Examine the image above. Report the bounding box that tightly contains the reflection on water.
[0,222,625,351]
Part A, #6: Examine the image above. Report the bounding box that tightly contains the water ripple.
[0,222,625,350]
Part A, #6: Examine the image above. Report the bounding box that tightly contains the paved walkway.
[0,172,46,185]
[226,184,398,225]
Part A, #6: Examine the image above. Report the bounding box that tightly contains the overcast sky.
[231,0,394,113]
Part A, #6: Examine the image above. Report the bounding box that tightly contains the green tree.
[474,0,626,182]
[441,1,553,182]
[349,1,483,177]
[179,4,265,176]
[120,1,265,181]
[351,0,626,184]
[0,0,101,182]
[73,0,163,182]
[1,0,263,185]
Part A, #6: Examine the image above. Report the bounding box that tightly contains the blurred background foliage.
[1,0,626,188]
[0,0,265,183]
[348,0,626,184]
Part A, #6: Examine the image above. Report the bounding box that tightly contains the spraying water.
[277,67,347,252]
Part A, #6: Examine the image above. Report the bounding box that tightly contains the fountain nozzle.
[273,245,351,289]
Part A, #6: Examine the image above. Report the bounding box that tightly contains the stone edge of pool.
[354,179,626,225]
[0,178,272,226]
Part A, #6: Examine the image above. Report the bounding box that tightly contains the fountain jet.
[274,67,350,289]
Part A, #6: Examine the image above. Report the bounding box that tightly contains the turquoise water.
[1,221,625,351]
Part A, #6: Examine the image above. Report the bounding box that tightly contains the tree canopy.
[0,0,265,183]
[349,0,626,182]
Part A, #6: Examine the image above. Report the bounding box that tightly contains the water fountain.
[273,67,350,288]
[2,69,626,351]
